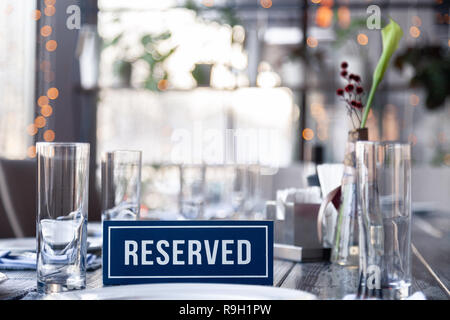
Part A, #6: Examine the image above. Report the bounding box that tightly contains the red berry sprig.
[336,62,365,129]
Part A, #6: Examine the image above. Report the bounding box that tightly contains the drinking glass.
[179,164,205,219]
[356,141,412,300]
[36,142,90,294]
[101,150,142,221]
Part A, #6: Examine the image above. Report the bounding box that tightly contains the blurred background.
[0,0,449,237]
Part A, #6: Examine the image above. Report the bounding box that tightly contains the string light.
[43,130,55,142]
[47,87,59,100]
[41,105,53,117]
[45,40,57,52]
[37,96,49,107]
[40,25,52,37]
[33,10,41,21]
[34,116,46,129]
[26,124,38,136]
[44,5,55,17]
[27,146,37,158]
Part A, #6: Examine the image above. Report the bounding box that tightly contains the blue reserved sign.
[103,220,273,285]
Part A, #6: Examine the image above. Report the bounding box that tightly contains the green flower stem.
[360,18,403,129]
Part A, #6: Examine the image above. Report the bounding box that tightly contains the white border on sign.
[107,225,269,279]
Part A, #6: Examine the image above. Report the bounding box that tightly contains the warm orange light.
[33,10,41,21]
[43,130,55,142]
[307,37,318,48]
[260,0,272,9]
[44,5,56,17]
[47,87,59,100]
[357,33,368,45]
[37,96,49,107]
[410,94,420,106]
[26,124,38,136]
[40,60,51,72]
[27,146,37,158]
[46,40,58,52]
[157,79,168,91]
[311,0,321,3]
[41,105,53,117]
[316,6,333,28]
[45,0,56,5]
[302,128,315,140]
[337,6,351,28]
[409,26,420,38]
[412,16,422,27]
[202,0,214,7]
[35,116,46,128]
[40,25,52,37]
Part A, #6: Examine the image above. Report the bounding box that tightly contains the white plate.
[0,272,7,285]
[45,283,316,300]
[0,236,102,252]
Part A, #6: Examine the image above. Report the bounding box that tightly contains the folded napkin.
[0,250,101,271]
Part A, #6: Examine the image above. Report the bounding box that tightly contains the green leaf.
[360,19,403,128]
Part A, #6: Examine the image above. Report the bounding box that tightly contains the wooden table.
[1,211,449,300]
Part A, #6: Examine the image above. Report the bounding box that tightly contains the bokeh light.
[37,96,49,107]
[41,105,53,117]
[47,87,59,100]
[412,16,422,27]
[43,129,55,142]
[34,116,46,128]
[46,40,58,52]
[357,33,368,45]
[338,6,351,28]
[302,128,315,140]
[40,25,52,37]
[307,36,318,48]
[316,6,333,28]
[410,94,420,106]
[260,0,272,9]
[27,146,37,158]
[44,5,56,17]
[26,124,38,136]
[409,26,420,38]
[157,79,168,91]
[33,10,41,21]
[202,0,214,7]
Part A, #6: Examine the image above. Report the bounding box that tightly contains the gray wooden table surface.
[0,211,449,300]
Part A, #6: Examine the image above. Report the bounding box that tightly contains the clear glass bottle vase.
[331,128,368,267]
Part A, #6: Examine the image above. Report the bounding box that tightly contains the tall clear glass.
[36,142,90,294]
[356,141,412,300]
[101,150,142,221]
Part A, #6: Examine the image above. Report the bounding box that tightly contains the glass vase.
[331,128,368,267]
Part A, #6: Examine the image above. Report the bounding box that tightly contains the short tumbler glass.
[101,150,142,221]
[36,142,90,294]
[356,141,412,300]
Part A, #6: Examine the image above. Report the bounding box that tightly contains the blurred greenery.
[394,45,450,111]
[104,30,177,91]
